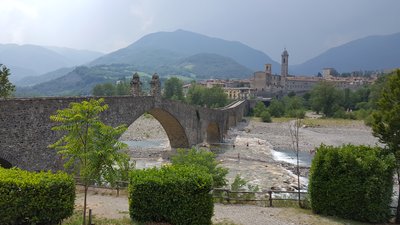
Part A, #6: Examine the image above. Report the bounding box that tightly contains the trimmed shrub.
[129,165,213,225]
[309,144,395,223]
[0,168,75,225]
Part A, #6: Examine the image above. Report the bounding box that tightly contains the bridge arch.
[206,122,221,144]
[147,108,189,148]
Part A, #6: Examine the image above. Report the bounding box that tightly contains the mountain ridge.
[291,32,400,75]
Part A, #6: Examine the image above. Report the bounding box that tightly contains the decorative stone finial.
[130,72,142,96]
[150,73,161,97]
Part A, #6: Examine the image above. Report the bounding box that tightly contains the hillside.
[292,32,400,75]
[176,53,253,78]
[90,29,279,73]
[0,44,103,82]
[16,64,150,96]
[15,67,75,87]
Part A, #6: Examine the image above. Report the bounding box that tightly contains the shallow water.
[270,148,313,167]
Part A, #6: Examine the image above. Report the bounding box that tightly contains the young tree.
[371,70,400,222]
[163,77,184,101]
[49,98,130,225]
[289,118,302,207]
[171,148,228,188]
[0,65,15,99]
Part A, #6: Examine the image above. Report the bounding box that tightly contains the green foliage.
[260,110,272,122]
[0,65,15,99]
[49,98,130,224]
[171,148,228,188]
[371,70,400,222]
[0,168,75,225]
[129,166,213,225]
[310,81,343,117]
[163,77,184,101]
[186,84,228,108]
[92,81,131,96]
[372,70,400,153]
[253,101,267,117]
[267,99,285,117]
[50,98,129,186]
[309,144,395,223]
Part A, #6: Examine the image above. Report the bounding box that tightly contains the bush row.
[309,144,395,223]
[0,168,75,225]
[129,165,213,225]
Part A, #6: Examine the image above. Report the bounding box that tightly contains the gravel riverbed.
[76,115,380,224]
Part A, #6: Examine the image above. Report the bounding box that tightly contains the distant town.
[185,49,388,101]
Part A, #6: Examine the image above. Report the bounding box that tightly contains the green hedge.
[0,168,75,225]
[129,165,213,225]
[309,144,395,223]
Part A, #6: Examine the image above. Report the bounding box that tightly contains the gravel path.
[76,190,361,225]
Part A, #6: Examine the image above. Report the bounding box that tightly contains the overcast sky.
[1,0,399,64]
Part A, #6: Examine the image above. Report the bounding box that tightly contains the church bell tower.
[281,48,289,78]
[281,49,289,88]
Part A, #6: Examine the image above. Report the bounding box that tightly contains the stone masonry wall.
[0,96,245,171]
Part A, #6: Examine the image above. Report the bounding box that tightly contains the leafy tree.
[186,84,204,106]
[115,81,130,95]
[260,110,272,122]
[163,77,184,101]
[92,83,116,96]
[310,81,343,117]
[49,98,130,225]
[283,96,305,118]
[92,81,131,96]
[267,99,285,117]
[371,70,400,223]
[0,65,15,99]
[204,86,228,108]
[186,84,228,108]
[171,148,228,188]
[253,101,267,117]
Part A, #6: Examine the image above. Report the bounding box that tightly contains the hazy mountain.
[292,32,400,75]
[90,29,279,73]
[15,67,75,87]
[17,52,254,95]
[46,46,103,67]
[0,44,103,82]
[17,64,141,96]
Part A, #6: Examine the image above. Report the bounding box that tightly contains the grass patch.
[271,117,293,123]
[62,210,134,225]
[290,208,376,225]
[62,210,240,225]
[302,118,365,128]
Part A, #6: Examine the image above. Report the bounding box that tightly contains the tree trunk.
[297,151,301,207]
[396,169,400,223]
[83,184,88,225]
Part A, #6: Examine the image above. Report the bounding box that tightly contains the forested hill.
[89,29,279,73]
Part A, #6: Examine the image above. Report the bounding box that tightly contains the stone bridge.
[0,96,247,171]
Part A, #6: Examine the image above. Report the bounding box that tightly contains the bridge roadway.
[0,96,247,171]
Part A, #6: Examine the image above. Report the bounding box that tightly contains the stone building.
[251,49,374,97]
